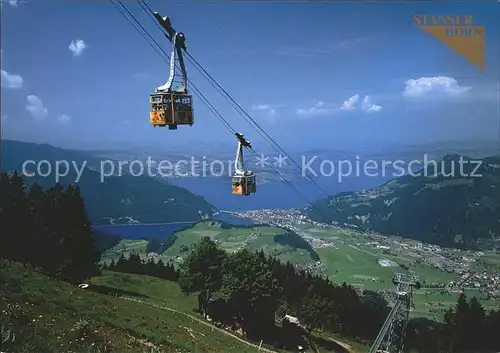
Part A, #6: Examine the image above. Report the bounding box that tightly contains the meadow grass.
[0,260,272,353]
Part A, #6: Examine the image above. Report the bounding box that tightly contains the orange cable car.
[150,13,193,130]
[232,133,256,196]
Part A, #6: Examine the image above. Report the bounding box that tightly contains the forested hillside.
[1,172,499,352]
[1,140,215,224]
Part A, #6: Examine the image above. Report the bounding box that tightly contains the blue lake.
[93,213,254,241]
[171,173,392,210]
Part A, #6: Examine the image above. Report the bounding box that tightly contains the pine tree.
[26,182,47,266]
[466,296,486,351]
[127,252,143,274]
[177,237,227,316]
[115,253,127,272]
[484,309,500,351]
[42,183,66,275]
[58,184,100,282]
[108,258,116,270]
[0,172,30,262]
[454,293,470,352]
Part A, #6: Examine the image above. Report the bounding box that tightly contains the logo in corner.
[414,14,485,71]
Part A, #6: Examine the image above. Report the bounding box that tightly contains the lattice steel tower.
[368,273,420,353]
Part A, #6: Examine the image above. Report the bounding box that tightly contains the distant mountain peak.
[306,154,500,250]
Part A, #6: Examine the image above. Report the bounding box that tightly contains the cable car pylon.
[368,273,420,353]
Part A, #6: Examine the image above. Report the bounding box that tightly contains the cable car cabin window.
[246,174,256,194]
[150,94,166,104]
[172,93,193,125]
[150,93,193,127]
[232,175,256,195]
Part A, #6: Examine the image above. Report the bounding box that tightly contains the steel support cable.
[138,0,338,225]
[137,0,254,131]
[111,0,234,134]
[114,8,410,353]
[182,51,346,214]
[111,0,333,224]
[136,0,280,147]
[137,0,346,221]
[117,10,404,353]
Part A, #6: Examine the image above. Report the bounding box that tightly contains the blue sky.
[1,0,499,152]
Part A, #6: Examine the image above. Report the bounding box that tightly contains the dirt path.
[119,296,278,353]
[324,337,354,353]
[120,296,357,353]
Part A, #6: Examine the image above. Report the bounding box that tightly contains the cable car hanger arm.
[234,132,252,176]
[176,45,188,92]
[153,12,188,93]
[152,12,175,42]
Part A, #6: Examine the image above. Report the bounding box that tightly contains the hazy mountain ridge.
[305,154,500,250]
[1,139,216,225]
[87,140,500,184]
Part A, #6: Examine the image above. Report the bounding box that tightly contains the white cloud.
[58,114,70,123]
[267,109,277,118]
[340,94,359,111]
[1,69,23,89]
[252,104,271,111]
[252,103,282,118]
[361,95,382,113]
[26,95,48,120]
[297,101,337,116]
[69,39,87,56]
[1,0,19,7]
[403,76,471,97]
[276,37,370,57]
[297,93,382,117]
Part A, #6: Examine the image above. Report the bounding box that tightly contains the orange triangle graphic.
[419,26,485,71]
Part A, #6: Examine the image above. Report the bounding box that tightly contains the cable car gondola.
[232,132,256,196]
[150,13,193,130]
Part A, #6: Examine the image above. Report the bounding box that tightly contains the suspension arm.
[176,44,188,92]
[234,142,245,175]
[153,12,188,92]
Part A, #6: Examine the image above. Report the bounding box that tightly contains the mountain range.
[305,154,500,250]
[1,139,216,225]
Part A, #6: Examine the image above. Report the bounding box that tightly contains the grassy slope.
[102,221,318,266]
[161,221,316,265]
[90,271,367,353]
[101,239,150,264]
[1,261,365,353]
[0,260,273,353]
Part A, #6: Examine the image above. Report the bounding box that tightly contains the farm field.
[98,221,500,320]
[307,227,500,318]
[101,239,149,264]
[102,221,318,266]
